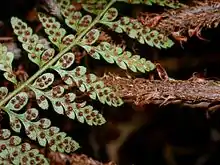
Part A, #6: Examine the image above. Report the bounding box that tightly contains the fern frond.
[50,52,123,107]
[11,11,122,107]
[0,129,49,164]
[37,13,75,51]
[28,74,106,124]
[11,17,55,68]
[59,2,174,49]
[0,44,17,84]
[75,0,181,14]
[75,0,108,15]
[80,42,155,72]
[0,87,8,100]
[41,2,157,73]
[60,4,93,33]
[99,8,174,49]
[4,93,80,152]
[117,0,181,8]
[54,4,157,71]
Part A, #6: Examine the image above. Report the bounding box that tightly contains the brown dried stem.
[42,150,116,165]
[138,0,220,41]
[101,74,220,110]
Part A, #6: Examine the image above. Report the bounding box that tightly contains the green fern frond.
[56,0,72,9]
[37,10,155,74]
[50,52,123,106]
[54,4,156,71]
[11,13,122,106]
[75,0,181,14]
[0,129,49,164]
[76,0,107,15]
[28,75,107,124]
[80,42,155,72]
[0,44,17,84]
[59,1,173,49]
[37,13,75,51]
[0,0,166,159]
[0,87,8,100]
[4,92,80,152]
[11,17,55,68]
[67,1,175,48]
[99,8,174,49]
[60,4,93,33]
[117,0,181,8]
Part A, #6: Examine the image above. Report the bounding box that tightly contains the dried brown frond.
[101,74,220,110]
[45,151,116,165]
[138,0,220,41]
